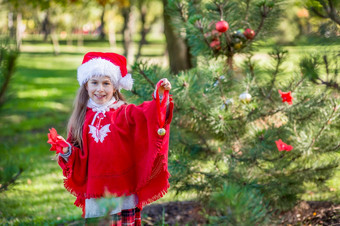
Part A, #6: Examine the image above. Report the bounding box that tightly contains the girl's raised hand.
[57,135,69,154]
[157,78,171,96]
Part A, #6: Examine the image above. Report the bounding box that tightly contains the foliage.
[305,0,340,25]
[130,0,340,223]
[300,52,340,91]
[0,39,18,107]
[209,182,270,225]
[166,0,284,68]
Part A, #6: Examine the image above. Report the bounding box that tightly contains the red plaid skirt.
[111,208,141,226]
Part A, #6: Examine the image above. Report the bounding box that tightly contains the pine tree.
[127,0,340,223]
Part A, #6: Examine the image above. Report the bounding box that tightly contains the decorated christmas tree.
[127,0,340,223]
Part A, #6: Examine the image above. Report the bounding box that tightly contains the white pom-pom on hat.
[77,52,133,90]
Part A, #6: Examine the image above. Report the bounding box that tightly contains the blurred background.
[0,0,339,225]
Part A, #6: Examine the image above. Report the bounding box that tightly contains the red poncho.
[58,97,173,217]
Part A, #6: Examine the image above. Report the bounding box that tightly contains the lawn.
[0,38,339,225]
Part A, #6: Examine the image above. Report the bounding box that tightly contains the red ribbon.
[155,81,169,129]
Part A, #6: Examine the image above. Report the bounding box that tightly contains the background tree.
[162,0,194,73]
[135,0,162,61]
[306,0,340,25]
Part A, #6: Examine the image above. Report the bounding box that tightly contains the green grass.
[0,38,339,225]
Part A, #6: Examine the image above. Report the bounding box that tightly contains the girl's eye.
[91,82,97,85]
[104,82,110,85]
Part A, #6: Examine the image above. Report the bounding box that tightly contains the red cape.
[58,98,173,217]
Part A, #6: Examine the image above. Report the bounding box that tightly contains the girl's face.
[86,76,115,105]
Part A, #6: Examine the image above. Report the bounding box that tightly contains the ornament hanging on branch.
[225,98,234,106]
[239,92,252,103]
[215,20,229,33]
[243,28,255,40]
[232,29,247,42]
[210,39,221,50]
[275,139,293,151]
[278,90,293,105]
[220,98,234,111]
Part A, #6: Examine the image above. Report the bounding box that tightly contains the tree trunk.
[227,54,234,71]
[0,50,17,107]
[108,11,116,48]
[108,23,116,48]
[8,12,15,39]
[51,25,60,55]
[77,33,83,47]
[136,4,147,61]
[122,7,134,66]
[16,12,23,50]
[99,5,106,40]
[162,0,193,74]
[42,12,50,42]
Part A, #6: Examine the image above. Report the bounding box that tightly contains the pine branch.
[310,7,328,18]
[251,3,273,41]
[135,63,155,88]
[267,48,287,98]
[130,88,142,97]
[195,20,211,47]
[291,76,305,93]
[0,168,23,192]
[176,1,187,23]
[247,57,266,96]
[306,102,338,154]
[244,0,251,21]
[287,163,338,177]
[309,0,340,25]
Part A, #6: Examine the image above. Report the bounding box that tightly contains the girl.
[54,52,173,225]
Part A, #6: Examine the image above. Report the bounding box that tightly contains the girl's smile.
[86,76,115,105]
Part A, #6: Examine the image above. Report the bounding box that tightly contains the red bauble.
[211,29,222,37]
[215,20,229,33]
[210,40,221,50]
[244,28,255,39]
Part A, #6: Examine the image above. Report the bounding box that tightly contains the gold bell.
[157,128,166,136]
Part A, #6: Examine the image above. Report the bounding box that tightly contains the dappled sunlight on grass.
[0,157,82,224]
[18,53,82,70]
[17,88,63,98]
[33,77,76,85]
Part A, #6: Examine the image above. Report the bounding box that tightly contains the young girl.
[54,52,173,225]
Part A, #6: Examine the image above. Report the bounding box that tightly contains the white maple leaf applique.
[88,124,111,143]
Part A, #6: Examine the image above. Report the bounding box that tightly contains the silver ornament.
[239,92,252,103]
[225,98,234,105]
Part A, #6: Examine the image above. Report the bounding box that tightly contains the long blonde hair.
[67,84,126,150]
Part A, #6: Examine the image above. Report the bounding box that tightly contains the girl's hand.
[57,136,69,154]
[157,78,171,96]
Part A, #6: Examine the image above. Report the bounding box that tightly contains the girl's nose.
[97,84,104,91]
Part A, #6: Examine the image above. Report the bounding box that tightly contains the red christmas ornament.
[210,40,221,50]
[47,128,69,154]
[243,28,255,39]
[211,29,222,37]
[278,90,293,105]
[275,139,293,152]
[215,20,229,33]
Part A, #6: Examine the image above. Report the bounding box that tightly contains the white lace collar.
[87,97,116,112]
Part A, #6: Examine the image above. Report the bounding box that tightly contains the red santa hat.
[77,52,133,90]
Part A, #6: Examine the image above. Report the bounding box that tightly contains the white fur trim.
[118,73,134,90]
[77,58,122,87]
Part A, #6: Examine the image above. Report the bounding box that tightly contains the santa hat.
[77,52,133,90]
